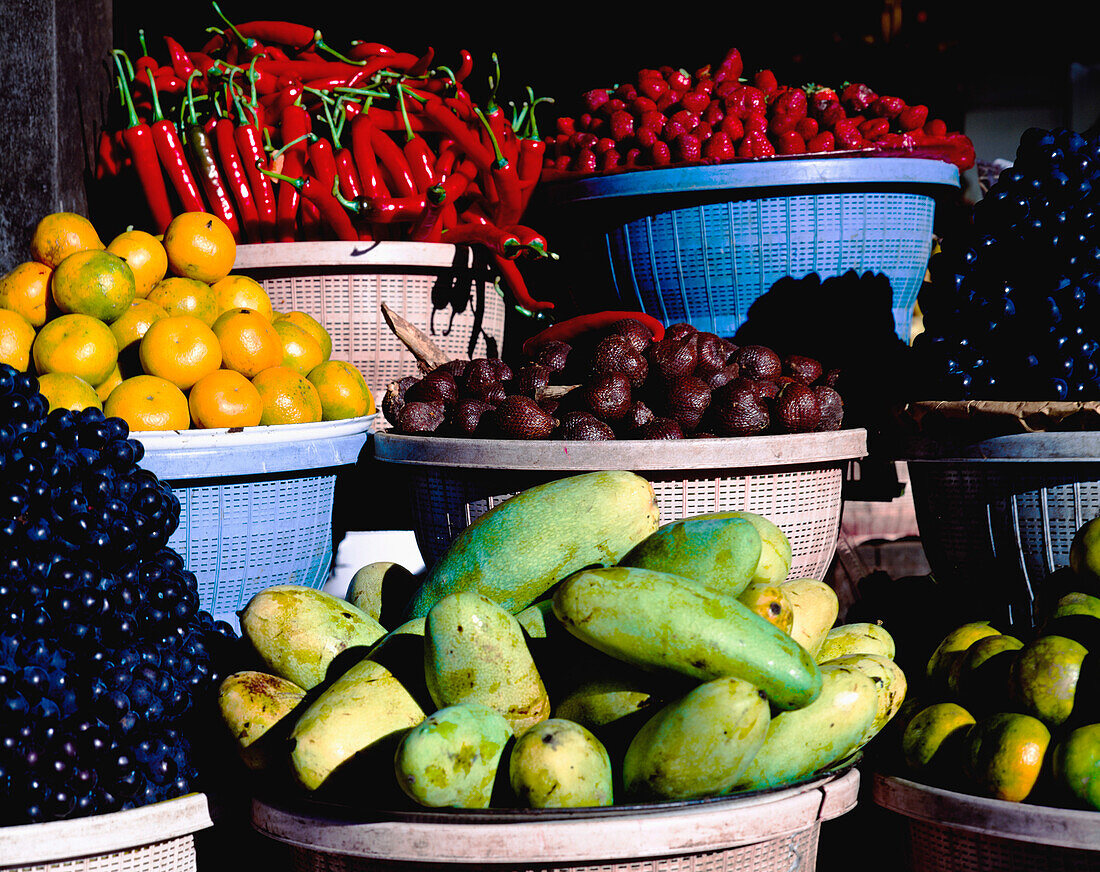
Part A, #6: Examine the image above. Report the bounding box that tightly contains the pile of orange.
[0,211,374,432]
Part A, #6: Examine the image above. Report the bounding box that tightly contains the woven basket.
[251,768,859,872]
[370,428,867,579]
[0,793,213,872]
[872,774,1100,872]
[137,416,374,630]
[542,157,959,342]
[233,241,506,400]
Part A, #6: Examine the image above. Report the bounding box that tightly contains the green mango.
[1010,634,1088,727]
[781,578,840,657]
[346,561,420,629]
[289,657,425,791]
[963,712,1050,802]
[425,592,551,735]
[218,670,307,771]
[404,471,661,619]
[737,581,794,633]
[732,662,878,792]
[1070,517,1100,586]
[820,653,907,751]
[925,621,1001,688]
[698,511,791,585]
[618,515,762,598]
[394,702,514,809]
[1051,591,1100,621]
[816,622,896,663]
[553,566,822,711]
[622,676,771,801]
[553,660,663,730]
[239,584,386,690]
[1052,722,1100,810]
[508,718,613,808]
[901,702,976,776]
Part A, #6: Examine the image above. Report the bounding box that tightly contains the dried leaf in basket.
[380,302,452,374]
[900,400,1100,443]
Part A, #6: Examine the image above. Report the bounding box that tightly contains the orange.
[36,372,102,413]
[50,249,136,323]
[275,310,332,360]
[29,212,104,269]
[104,374,190,431]
[94,364,123,402]
[138,315,222,390]
[32,313,118,385]
[252,365,323,425]
[163,211,236,284]
[964,712,1051,802]
[306,360,374,420]
[212,274,274,321]
[111,298,169,356]
[0,308,37,371]
[188,369,263,429]
[106,229,169,298]
[0,261,53,327]
[272,319,324,376]
[211,307,283,379]
[146,276,219,325]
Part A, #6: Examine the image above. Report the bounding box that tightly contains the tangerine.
[275,310,332,360]
[0,261,53,327]
[272,319,324,376]
[104,374,190,431]
[211,307,283,379]
[252,365,323,425]
[964,711,1051,802]
[94,364,123,402]
[138,315,223,390]
[163,211,236,284]
[37,371,103,413]
[50,249,136,323]
[306,360,374,420]
[32,313,118,385]
[212,274,274,320]
[111,298,169,356]
[188,369,263,428]
[146,276,219,325]
[0,308,38,371]
[30,212,104,269]
[106,229,169,298]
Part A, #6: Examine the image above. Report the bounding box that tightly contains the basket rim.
[250,769,859,863]
[371,428,867,471]
[871,774,1100,850]
[903,430,1100,462]
[541,156,960,206]
[0,792,214,864]
[134,414,376,449]
[232,240,475,270]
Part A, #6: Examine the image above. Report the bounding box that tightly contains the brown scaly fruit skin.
[382,375,419,426]
[406,369,458,409]
[649,334,698,381]
[663,376,712,432]
[735,345,783,381]
[609,318,658,354]
[560,411,616,440]
[397,401,446,434]
[452,398,497,437]
[515,363,553,397]
[491,394,557,438]
[814,385,844,431]
[535,340,572,372]
[775,382,823,433]
[463,358,504,397]
[583,373,633,422]
[635,418,684,439]
[783,354,824,385]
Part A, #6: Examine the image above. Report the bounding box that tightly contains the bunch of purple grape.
[0,364,238,825]
[914,126,1100,400]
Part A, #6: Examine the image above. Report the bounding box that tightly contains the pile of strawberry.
[542,47,975,177]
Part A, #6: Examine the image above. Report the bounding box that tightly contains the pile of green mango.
[218,470,907,810]
[893,516,1100,811]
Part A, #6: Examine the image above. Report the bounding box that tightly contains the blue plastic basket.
[135,416,374,630]
[544,157,960,342]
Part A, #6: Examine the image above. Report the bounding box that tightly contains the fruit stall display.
[206,472,906,868]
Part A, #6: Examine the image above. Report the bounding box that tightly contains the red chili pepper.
[491,254,553,313]
[368,124,417,197]
[444,217,523,259]
[407,47,435,78]
[234,115,277,240]
[521,311,664,356]
[143,69,206,215]
[350,113,387,197]
[235,20,316,50]
[183,74,240,240]
[275,103,312,240]
[509,224,549,256]
[416,93,494,170]
[214,118,261,241]
[409,184,448,242]
[334,147,362,199]
[452,49,473,83]
[261,166,358,240]
[360,106,431,133]
[252,58,363,81]
[308,137,338,190]
[95,128,129,180]
[347,42,396,60]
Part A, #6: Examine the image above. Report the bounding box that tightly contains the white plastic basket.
[0,793,213,872]
[872,773,1100,872]
[251,768,859,872]
[232,242,506,400]
[370,428,867,580]
[136,415,374,629]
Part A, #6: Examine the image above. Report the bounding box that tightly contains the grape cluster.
[914,127,1100,400]
[0,364,239,825]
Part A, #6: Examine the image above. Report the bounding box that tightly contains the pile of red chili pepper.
[541,47,975,177]
[96,4,555,312]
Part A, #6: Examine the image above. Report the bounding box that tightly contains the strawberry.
[555,117,576,136]
[656,91,679,112]
[702,100,725,127]
[599,148,623,172]
[600,98,627,116]
[576,146,598,172]
[898,104,929,131]
[593,136,617,154]
[753,69,779,96]
[819,102,848,129]
[768,113,799,136]
[694,121,713,142]
[859,118,890,140]
[924,118,948,138]
[665,68,693,93]
[840,82,877,114]
[703,131,736,161]
[723,85,767,119]
[807,131,835,152]
[715,47,744,82]
[681,88,711,115]
[833,118,866,150]
[876,132,918,150]
[614,82,638,103]
[720,114,745,141]
[796,117,819,140]
[635,126,659,149]
[869,95,905,119]
[737,129,775,158]
[744,110,769,134]
[650,140,672,166]
[631,96,658,115]
[775,130,807,155]
[639,110,666,133]
[806,84,839,116]
[637,73,670,102]
[583,89,611,113]
[608,110,635,141]
[772,87,808,120]
[623,146,643,167]
[674,132,702,162]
